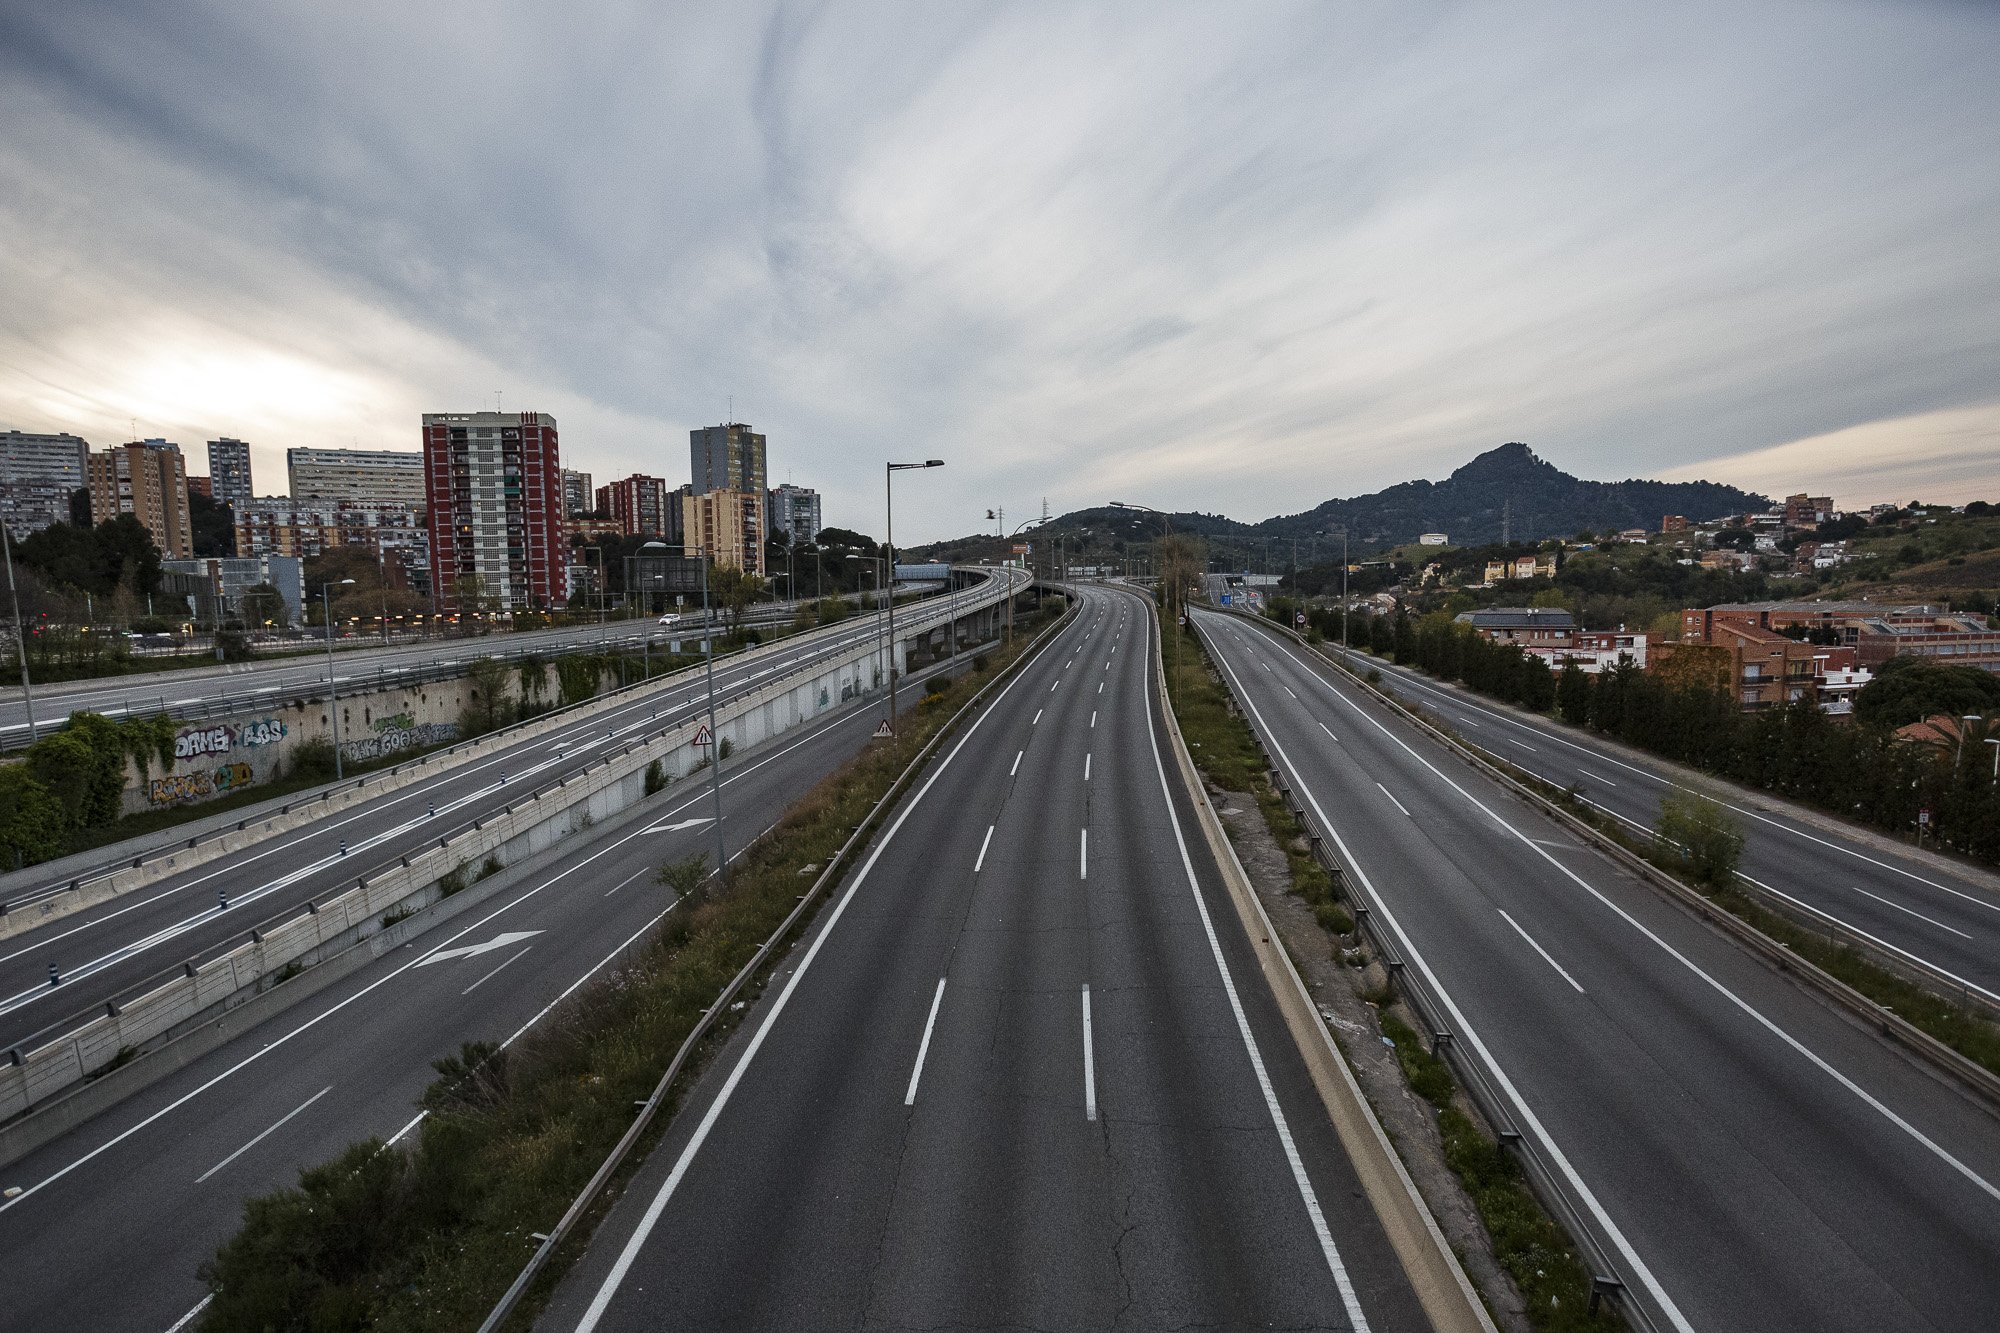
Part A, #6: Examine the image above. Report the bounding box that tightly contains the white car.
[657,613,684,626]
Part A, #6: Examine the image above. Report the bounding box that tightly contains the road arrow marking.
[416,930,544,966]
[647,816,716,834]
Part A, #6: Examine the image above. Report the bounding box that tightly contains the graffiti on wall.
[339,715,458,763]
[148,762,256,806]
[172,717,288,761]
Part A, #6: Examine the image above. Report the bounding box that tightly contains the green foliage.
[644,758,667,795]
[1654,792,1745,886]
[460,657,513,737]
[289,737,338,783]
[554,653,603,708]
[1854,656,2000,729]
[0,764,67,864]
[16,514,163,598]
[187,486,237,558]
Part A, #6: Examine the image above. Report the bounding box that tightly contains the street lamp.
[883,460,944,734]
[1985,735,1999,781]
[989,511,1050,643]
[846,551,886,690]
[323,578,356,779]
[0,520,38,743]
[1324,527,1351,668]
[1111,500,1180,675]
[662,540,729,881]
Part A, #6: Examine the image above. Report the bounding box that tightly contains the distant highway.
[0,594,888,746]
[1195,609,2000,1332]
[539,585,1435,1332]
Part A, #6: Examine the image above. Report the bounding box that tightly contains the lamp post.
[322,577,356,779]
[673,542,728,881]
[846,552,885,689]
[1,520,38,743]
[992,512,1050,643]
[1985,736,1999,782]
[1111,500,1178,676]
[883,460,944,733]
[1324,527,1350,668]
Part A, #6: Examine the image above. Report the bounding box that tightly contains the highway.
[1326,638,2000,1005]
[538,585,1432,1332]
[1194,608,2000,1332]
[0,574,1010,1059]
[0,648,982,1333]
[0,592,881,746]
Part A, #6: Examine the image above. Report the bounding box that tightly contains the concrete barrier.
[0,608,1000,1126]
[0,571,1013,944]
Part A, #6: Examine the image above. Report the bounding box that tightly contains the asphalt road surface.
[1311,638,2000,1005]
[539,584,1432,1333]
[0,575,1010,1057]
[0,643,980,1333]
[1195,608,2000,1333]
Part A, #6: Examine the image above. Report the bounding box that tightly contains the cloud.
[1655,404,2000,508]
[0,1,1995,539]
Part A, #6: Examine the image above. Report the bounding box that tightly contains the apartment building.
[768,483,822,544]
[207,438,254,512]
[87,440,192,557]
[681,488,764,575]
[690,422,767,497]
[1454,606,1575,645]
[596,473,671,537]
[287,447,426,508]
[561,468,594,519]
[0,430,88,539]
[422,411,566,612]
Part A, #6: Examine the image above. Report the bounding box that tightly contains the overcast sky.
[1,1,1994,541]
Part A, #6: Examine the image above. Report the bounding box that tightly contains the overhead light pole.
[323,577,357,778]
[1,520,38,743]
[883,460,943,733]
[1324,527,1351,667]
[1111,500,1179,676]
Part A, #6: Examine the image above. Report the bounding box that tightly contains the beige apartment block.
[88,440,192,557]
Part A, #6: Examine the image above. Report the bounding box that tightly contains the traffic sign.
[692,723,712,747]
[873,719,896,739]
[1295,611,1307,626]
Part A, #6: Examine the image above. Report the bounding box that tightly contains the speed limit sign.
[1295,611,1307,626]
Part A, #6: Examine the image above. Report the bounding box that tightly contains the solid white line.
[975,825,995,872]
[1081,984,1097,1122]
[1375,783,1411,818]
[904,978,947,1106]
[197,1085,332,1183]
[462,945,533,996]
[1146,607,1371,1329]
[163,1295,213,1333]
[1243,623,2000,1215]
[1080,827,1089,879]
[384,1109,427,1147]
[1498,910,1586,993]
[1202,620,1687,1331]
[1847,884,1975,940]
[572,620,1048,1332]
[1742,875,2000,1007]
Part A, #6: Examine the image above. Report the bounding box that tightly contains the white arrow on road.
[416,931,544,966]
[647,816,716,834]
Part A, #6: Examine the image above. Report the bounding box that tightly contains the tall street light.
[1324,527,1351,668]
[660,540,729,881]
[1111,500,1179,677]
[846,552,885,692]
[322,577,357,779]
[992,512,1050,643]
[1,520,38,743]
[884,460,944,734]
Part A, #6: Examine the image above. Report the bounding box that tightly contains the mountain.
[1035,443,1766,554]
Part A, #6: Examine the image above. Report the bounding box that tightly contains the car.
[658,613,684,626]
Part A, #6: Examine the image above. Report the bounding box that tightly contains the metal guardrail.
[1188,614,1656,1331]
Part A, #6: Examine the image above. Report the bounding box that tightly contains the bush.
[289,738,337,783]
[1654,791,1744,887]
[644,759,667,795]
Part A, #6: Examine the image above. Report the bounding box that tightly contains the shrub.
[644,759,668,795]
[289,738,338,783]
[1654,791,1745,887]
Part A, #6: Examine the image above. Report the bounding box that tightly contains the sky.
[1,2,1995,543]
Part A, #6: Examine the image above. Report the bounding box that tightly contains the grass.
[1166,619,1619,1333]
[193,603,1068,1333]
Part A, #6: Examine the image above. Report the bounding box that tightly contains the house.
[1784,494,1835,529]
[1522,630,1648,675]
[1615,528,1651,544]
[1813,648,1872,716]
[1482,554,1557,584]
[1417,532,1448,546]
[1455,607,1575,645]
[1662,515,1688,534]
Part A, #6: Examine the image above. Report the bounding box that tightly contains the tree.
[1654,792,1745,887]
[709,563,766,628]
[1854,657,2000,730]
[239,582,291,630]
[187,486,236,557]
[1555,661,1593,726]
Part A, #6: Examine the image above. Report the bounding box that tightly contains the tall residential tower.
[421,411,566,613]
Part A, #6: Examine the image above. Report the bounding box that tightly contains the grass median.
[193,600,1064,1333]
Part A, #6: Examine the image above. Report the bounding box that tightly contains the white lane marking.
[1052,679,1061,692]
[1847,884,1974,940]
[1010,750,1023,776]
[1375,783,1411,818]
[1081,984,1098,1122]
[572,616,1048,1331]
[1033,709,1043,725]
[904,977,947,1106]
[196,1085,332,1183]
[1147,609,1372,1329]
[163,1295,213,1333]
[385,1109,426,1147]
[1237,620,2000,1214]
[1499,911,1586,993]
[1090,711,1097,729]
[975,825,995,873]
[462,945,534,996]
[416,930,543,966]
[1080,827,1089,879]
[1084,753,1092,782]
[1318,722,1337,741]
[1508,739,1538,753]
[645,816,715,833]
[1099,681,1104,693]
[603,867,652,898]
[1741,875,2000,1007]
[1200,620,1686,1330]
[1285,685,1298,699]
[1577,770,1619,788]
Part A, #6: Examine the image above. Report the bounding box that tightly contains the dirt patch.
[1211,780,1531,1333]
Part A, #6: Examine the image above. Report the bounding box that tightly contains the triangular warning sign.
[872,719,895,739]
[692,723,712,746]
